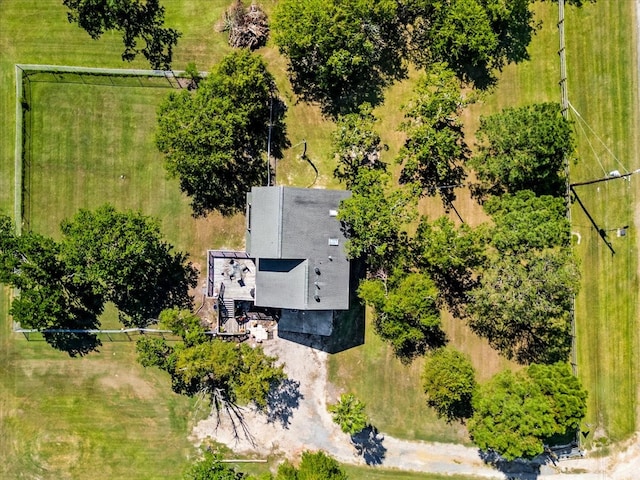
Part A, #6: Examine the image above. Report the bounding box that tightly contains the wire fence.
[14,64,192,237]
[11,64,194,337]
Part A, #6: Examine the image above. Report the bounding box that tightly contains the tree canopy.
[1,208,196,354]
[402,0,536,89]
[358,272,444,361]
[136,309,285,410]
[468,363,587,460]
[338,169,417,273]
[397,65,470,209]
[411,215,485,315]
[483,190,571,253]
[467,247,579,364]
[60,205,197,327]
[422,347,476,422]
[62,0,181,69]
[470,102,574,197]
[276,451,348,480]
[328,393,368,435]
[272,0,407,116]
[156,50,288,217]
[332,104,388,189]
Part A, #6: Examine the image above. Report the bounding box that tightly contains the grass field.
[469,1,640,445]
[0,0,638,478]
[331,0,640,450]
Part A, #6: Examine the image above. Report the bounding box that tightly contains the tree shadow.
[42,331,102,357]
[391,325,447,365]
[479,450,547,480]
[350,425,387,466]
[262,378,304,429]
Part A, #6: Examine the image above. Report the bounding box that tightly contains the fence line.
[14,65,23,236]
[10,64,201,338]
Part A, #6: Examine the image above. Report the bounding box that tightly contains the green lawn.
[0,1,638,478]
[331,0,640,449]
[467,1,640,444]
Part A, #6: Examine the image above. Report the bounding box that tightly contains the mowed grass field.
[330,0,640,450]
[0,1,638,479]
[468,1,640,445]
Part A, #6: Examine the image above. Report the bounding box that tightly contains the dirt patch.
[97,369,156,400]
[190,336,500,477]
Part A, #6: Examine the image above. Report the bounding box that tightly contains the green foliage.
[338,169,417,272]
[332,104,387,189]
[276,451,348,480]
[328,393,368,435]
[60,204,198,327]
[272,0,406,116]
[156,50,288,217]
[138,310,285,408]
[0,216,102,355]
[397,65,470,208]
[402,0,536,88]
[184,449,247,480]
[422,347,476,422]
[483,190,571,253]
[468,247,580,364]
[62,0,181,69]
[358,272,444,361]
[470,102,574,197]
[468,363,587,460]
[160,307,208,347]
[136,336,175,369]
[412,216,485,316]
[274,460,298,480]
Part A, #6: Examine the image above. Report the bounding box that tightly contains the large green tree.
[401,0,535,88]
[412,215,485,315]
[468,363,587,460]
[272,0,406,116]
[276,451,348,480]
[397,65,469,208]
[467,247,580,364]
[156,51,288,217]
[136,309,285,410]
[60,205,197,327]
[358,272,444,361]
[483,190,571,253]
[332,104,388,189]
[470,102,574,197]
[1,217,103,355]
[338,169,417,273]
[422,347,476,422]
[62,0,181,69]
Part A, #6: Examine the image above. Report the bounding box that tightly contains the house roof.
[246,186,351,310]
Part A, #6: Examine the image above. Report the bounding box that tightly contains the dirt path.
[191,336,640,478]
[192,337,501,477]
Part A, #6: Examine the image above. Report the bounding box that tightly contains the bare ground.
[191,334,640,479]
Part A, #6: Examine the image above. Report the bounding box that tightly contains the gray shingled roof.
[246,186,351,310]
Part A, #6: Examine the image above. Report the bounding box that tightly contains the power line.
[569,102,630,173]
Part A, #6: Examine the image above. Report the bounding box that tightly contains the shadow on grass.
[351,425,386,466]
[263,378,303,429]
[42,331,102,357]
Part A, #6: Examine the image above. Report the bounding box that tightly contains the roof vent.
[314,267,321,275]
[314,294,321,302]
